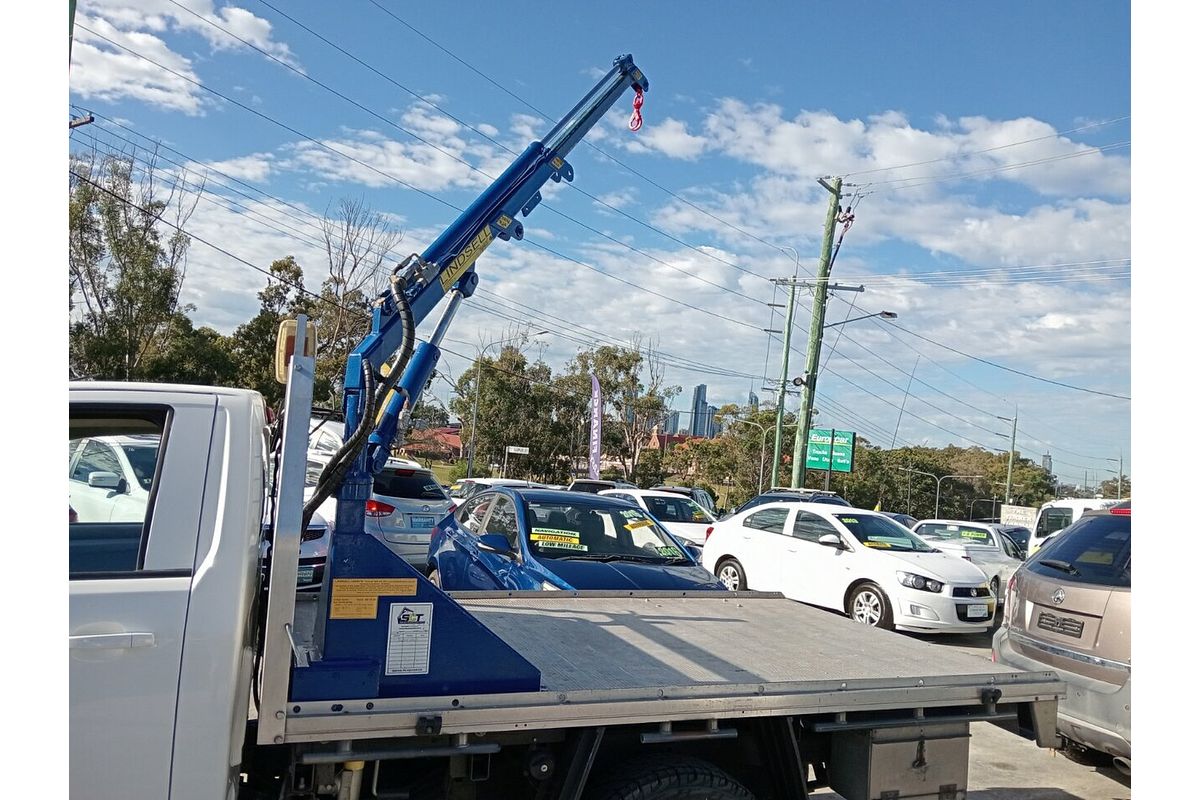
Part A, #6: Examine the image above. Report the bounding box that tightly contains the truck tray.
[283,591,1061,743]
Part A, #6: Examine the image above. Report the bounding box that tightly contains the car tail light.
[704,526,714,542]
[365,499,396,517]
[1111,506,1131,515]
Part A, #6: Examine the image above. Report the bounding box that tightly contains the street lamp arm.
[823,311,898,329]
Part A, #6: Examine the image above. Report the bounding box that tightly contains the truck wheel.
[585,754,754,800]
[715,558,747,591]
[848,582,893,630]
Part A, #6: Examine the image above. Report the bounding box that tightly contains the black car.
[649,485,717,514]
[880,511,919,529]
[730,489,852,516]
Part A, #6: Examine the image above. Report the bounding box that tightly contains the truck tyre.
[585,754,755,800]
[848,582,893,630]
[715,558,747,591]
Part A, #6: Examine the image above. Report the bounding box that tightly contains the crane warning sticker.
[385,602,433,676]
[330,578,418,619]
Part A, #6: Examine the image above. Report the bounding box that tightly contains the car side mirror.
[818,533,844,549]
[478,533,516,558]
[683,544,703,561]
[87,471,122,491]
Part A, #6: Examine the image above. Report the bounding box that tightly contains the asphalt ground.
[812,614,1131,800]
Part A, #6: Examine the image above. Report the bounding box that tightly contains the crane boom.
[328,55,647,541]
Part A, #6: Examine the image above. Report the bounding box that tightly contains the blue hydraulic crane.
[292,55,648,701]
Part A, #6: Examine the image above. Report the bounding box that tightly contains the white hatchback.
[598,488,717,546]
[701,502,995,633]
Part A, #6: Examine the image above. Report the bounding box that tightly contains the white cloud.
[71,1,301,115]
[620,118,708,159]
[193,152,275,182]
[285,127,489,192]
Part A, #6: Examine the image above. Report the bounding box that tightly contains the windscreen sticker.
[620,509,641,519]
[423,483,440,493]
[841,517,859,524]
[945,525,959,531]
[536,540,588,551]
[531,528,580,543]
[656,545,683,557]
[385,602,433,676]
[961,530,989,539]
[624,518,654,530]
[1077,551,1114,565]
[863,540,892,548]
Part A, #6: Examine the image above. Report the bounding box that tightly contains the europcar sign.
[805,429,856,473]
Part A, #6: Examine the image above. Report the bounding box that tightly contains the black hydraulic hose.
[300,280,416,531]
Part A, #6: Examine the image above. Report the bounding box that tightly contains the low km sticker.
[385,602,433,676]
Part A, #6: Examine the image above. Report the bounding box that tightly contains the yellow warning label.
[330,579,418,619]
[439,226,494,291]
[624,519,653,530]
[551,156,564,170]
[497,214,513,228]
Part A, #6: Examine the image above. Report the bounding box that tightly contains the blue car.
[427,488,726,591]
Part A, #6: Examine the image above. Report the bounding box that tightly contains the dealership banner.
[588,374,603,479]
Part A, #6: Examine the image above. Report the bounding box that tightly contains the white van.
[1030,498,1120,554]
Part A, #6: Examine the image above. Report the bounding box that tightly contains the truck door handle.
[70,632,156,650]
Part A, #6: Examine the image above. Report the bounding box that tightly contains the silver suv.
[366,460,455,568]
[992,502,1131,773]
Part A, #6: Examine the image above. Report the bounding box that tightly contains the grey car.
[366,460,456,569]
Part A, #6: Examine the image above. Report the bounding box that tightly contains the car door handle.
[69,632,156,650]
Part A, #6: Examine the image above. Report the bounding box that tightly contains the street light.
[465,329,549,478]
[822,310,898,329]
[1105,455,1124,498]
[899,468,982,518]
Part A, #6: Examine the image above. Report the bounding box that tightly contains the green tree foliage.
[141,313,237,386]
[69,150,200,380]
[560,340,680,480]
[229,256,312,407]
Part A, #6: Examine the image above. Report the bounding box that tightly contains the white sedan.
[701,502,995,633]
[598,488,716,546]
[911,520,1025,601]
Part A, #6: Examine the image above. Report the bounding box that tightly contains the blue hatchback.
[427,488,726,591]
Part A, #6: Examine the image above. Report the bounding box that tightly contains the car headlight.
[896,571,944,593]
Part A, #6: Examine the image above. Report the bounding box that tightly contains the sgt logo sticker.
[385,602,433,676]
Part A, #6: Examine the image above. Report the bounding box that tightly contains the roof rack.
[766,487,839,496]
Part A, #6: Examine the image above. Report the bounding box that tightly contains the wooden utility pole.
[791,177,842,488]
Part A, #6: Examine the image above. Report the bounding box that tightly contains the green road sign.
[805,428,856,472]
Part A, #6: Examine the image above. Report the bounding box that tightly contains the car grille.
[1036,610,1084,639]
[301,525,325,542]
[952,585,991,598]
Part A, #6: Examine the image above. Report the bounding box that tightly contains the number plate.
[967,603,989,619]
[297,566,315,584]
[411,515,435,529]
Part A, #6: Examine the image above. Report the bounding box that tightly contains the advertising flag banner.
[588,374,603,479]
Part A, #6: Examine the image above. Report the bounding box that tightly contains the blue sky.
[67,0,1133,489]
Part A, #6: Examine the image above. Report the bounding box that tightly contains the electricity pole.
[1003,406,1018,503]
[791,177,842,488]
[769,277,799,488]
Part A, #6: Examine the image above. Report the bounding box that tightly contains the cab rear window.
[1029,515,1130,588]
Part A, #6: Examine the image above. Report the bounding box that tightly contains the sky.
[65,0,1133,488]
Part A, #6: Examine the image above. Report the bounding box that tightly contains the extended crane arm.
[327,55,647,532]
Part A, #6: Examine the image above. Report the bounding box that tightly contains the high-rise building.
[689,384,708,436]
[748,390,759,412]
[705,404,718,438]
[666,410,680,435]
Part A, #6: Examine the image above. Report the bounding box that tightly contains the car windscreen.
[643,495,713,524]
[374,469,449,501]
[1028,514,1130,588]
[916,522,996,545]
[836,514,935,552]
[523,501,689,562]
[1001,526,1031,548]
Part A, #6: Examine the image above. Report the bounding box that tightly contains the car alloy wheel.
[715,560,745,591]
[848,583,892,629]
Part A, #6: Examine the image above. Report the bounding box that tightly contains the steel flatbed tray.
[283,591,1062,744]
